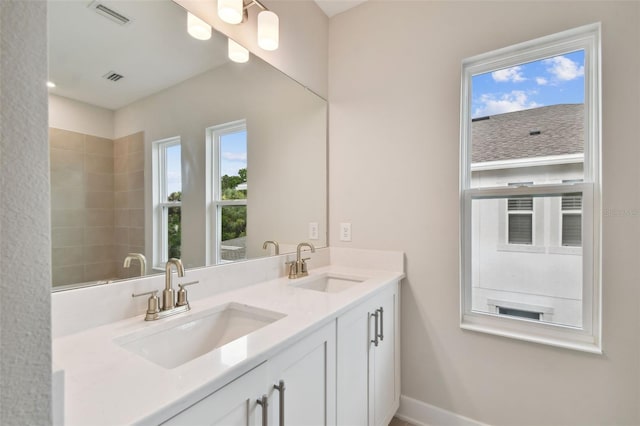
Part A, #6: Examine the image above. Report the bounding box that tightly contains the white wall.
[0,1,52,424]
[329,1,640,424]
[49,94,114,139]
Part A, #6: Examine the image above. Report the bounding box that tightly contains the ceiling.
[47,0,366,111]
[314,0,368,17]
[48,0,228,110]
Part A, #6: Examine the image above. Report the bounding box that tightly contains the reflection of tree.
[221,168,247,241]
[168,191,181,259]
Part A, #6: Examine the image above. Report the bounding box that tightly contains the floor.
[389,417,417,426]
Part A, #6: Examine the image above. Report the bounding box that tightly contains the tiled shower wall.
[50,128,144,287]
[114,132,145,279]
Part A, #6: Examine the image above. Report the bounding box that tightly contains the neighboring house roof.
[471,104,584,163]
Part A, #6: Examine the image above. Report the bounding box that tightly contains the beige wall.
[329,1,640,424]
[0,1,51,424]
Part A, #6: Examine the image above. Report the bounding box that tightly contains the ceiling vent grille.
[89,1,131,26]
[103,71,124,82]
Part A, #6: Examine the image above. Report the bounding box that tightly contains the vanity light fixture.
[218,0,243,24]
[187,12,212,40]
[257,10,278,51]
[217,0,279,52]
[228,38,249,63]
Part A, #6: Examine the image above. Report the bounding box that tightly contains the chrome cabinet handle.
[274,380,285,426]
[377,307,384,341]
[256,394,268,426]
[370,311,379,347]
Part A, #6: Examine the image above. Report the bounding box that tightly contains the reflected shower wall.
[50,128,144,287]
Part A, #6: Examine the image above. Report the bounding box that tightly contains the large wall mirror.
[48,0,327,291]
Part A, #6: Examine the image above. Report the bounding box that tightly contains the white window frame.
[459,23,602,353]
[152,136,181,270]
[206,120,247,265]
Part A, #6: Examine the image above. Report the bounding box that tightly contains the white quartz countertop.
[53,264,404,425]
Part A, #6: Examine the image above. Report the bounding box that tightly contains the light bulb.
[46,81,56,88]
[257,10,279,51]
[187,12,211,40]
[218,0,243,25]
[228,38,249,63]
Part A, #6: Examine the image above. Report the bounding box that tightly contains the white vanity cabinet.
[162,362,268,426]
[336,281,400,426]
[163,322,336,426]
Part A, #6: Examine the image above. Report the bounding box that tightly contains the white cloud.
[222,152,247,161]
[543,55,584,81]
[492,66,526,83]
[536,77,548,86]
[474,90,541,117]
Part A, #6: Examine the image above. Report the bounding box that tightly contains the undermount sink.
[291,273,366,293]
[116,303,285,369]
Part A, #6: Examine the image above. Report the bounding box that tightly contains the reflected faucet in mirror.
[123,253,147,277]
[262,240,280,255]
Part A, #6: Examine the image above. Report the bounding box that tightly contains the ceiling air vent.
[89,1,131,26]
[103,71,124,82]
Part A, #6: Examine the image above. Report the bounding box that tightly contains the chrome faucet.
[123,253,147,277]
[163,258,185,311]
[286,242,315,279]
[263,240,280,255]
[132,258,198,321]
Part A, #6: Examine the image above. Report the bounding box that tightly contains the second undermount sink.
[116,303,285,369]
[291,273,366,293]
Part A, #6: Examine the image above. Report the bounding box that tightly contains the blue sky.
[471,50,585,118]
[220,130,247,177]
[165,131,247,196]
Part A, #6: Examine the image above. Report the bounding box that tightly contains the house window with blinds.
[562,180,583,246]
[508,183,533,245]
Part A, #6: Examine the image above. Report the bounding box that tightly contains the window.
[207,120,247,264]
[562,180,583,247]
[152,137,182,268]
[460,24,601,352]
[507,183,533,245]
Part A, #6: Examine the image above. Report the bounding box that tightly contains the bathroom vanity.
[52,248,403,425]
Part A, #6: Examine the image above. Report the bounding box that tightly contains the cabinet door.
[372,284,398,426]
[268,322,336,426]
[336,300,371,425]
[336,281,400,426]
[162,363,267,426]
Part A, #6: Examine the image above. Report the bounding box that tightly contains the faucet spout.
[163,258,185,310]
[123,253,147,277]
[296,242,315,262]
[263,240,280,255]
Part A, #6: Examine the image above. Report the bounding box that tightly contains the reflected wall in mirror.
[48,0,327,290]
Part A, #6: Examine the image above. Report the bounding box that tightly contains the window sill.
[548,246,582,256]
[496,244,546,254]
[461,313,602,354]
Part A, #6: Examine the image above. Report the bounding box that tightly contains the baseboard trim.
[395,395,489,426]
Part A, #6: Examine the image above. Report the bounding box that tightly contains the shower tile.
[85,135,113,157]
[50,128,84,152]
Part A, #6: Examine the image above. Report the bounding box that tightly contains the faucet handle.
[285,260,297,279]
[176,281,199,307]
[132,290,160,317]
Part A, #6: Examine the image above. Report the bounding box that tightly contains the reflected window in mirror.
[207,120,247,264]
[153,137,182,269]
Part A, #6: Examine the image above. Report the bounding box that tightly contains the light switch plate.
[340,222,352,242]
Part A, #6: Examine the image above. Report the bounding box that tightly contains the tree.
[220,169,247,241]
[168,191,181,259]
